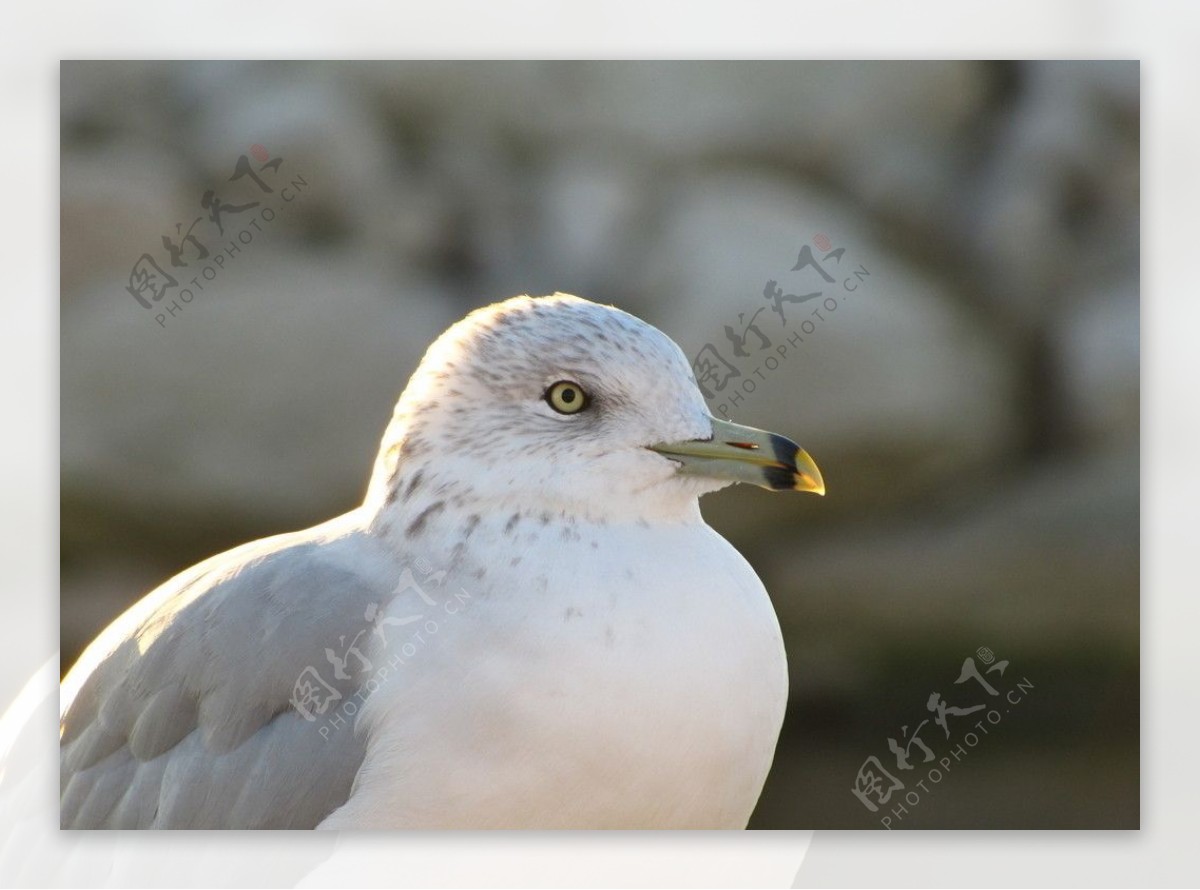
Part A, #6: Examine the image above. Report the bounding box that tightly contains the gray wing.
[60,517,398,829]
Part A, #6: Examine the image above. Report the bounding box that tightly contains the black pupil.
[560,387,576,404]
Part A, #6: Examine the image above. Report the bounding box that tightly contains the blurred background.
[60,60,1138,828]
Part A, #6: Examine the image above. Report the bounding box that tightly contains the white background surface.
[1,1,1192,886]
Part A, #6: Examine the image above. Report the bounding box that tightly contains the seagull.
[59,293,825,829]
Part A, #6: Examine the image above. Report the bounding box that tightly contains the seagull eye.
[545,380,589,415]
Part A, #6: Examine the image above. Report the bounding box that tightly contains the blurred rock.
[351,60,555,134]
[763,445,1139,691]
[61,250,460,552]
[481,149,660,300]
[966,60,1140,326]
[354,60,991,255]
[361,61,986,168]
[1057,274,1139,447]
[633,171,1021,527]
[60,143,193,298]
[183,63,405,253]
[61,61,180,149]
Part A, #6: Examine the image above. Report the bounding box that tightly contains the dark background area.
[60,60,1139,828]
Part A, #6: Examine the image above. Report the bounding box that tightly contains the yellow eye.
[545,380,589,414]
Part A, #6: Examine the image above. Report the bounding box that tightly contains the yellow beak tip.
[795,475,826,496]
[792,449,825,496]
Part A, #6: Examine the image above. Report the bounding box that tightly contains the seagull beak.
[648,417,825,495]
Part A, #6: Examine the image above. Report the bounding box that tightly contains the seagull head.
[368,293,823,524]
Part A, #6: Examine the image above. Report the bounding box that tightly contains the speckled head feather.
[365,294,720,524]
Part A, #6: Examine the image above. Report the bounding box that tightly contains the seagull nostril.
[726,441,760,451]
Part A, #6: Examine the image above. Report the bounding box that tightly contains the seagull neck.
[365,478,705,551]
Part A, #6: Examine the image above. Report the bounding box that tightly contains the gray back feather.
[60,517,398,828]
